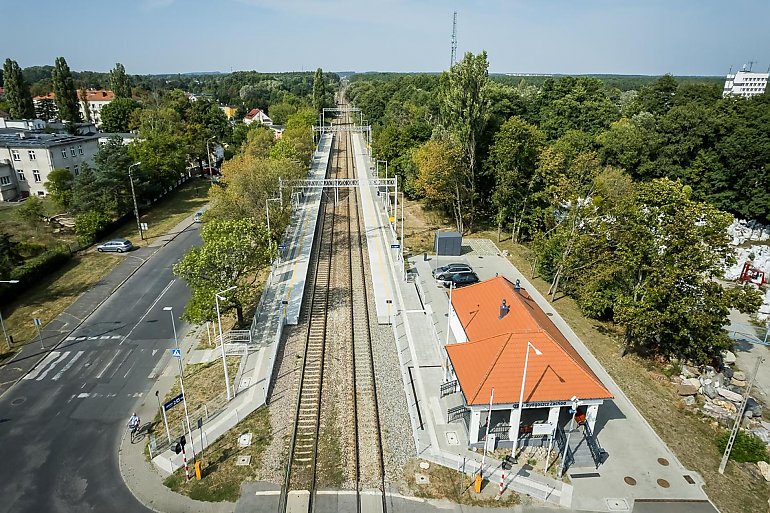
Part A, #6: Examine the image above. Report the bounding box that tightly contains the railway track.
[279,103,386,513]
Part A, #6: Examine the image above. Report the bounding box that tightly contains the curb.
[0,218,195,401]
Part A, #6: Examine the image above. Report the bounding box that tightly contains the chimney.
[498,299,509,320]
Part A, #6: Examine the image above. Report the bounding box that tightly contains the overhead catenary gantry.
[280,176,398,210]
[321,107,362,126]
[313,124,372,147]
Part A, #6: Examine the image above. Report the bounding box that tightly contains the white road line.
[65,336,75,341]
[96,349,123,379]
[76,336,86,341]
[254,491,281,496]
[52,350,84,380]
[88,336,99,340]
[36,351,71,381]
[120,279,176,345]
[109,349,132,378]
[111,335,121,340]
[100,335,111,340]
[23,351,61,380]
[123,357,139,379]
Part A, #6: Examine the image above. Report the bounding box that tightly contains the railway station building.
[442,276,613,450]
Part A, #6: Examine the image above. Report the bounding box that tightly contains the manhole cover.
[657,478,670,488]
[419,461,430,470]
[239,377,251,389]
[445,431,459,446]
[238,433,253,447]
[236,455,251,466]
[11,397,25,406]
[624,476,636,486]
[657,457,669,466]
[606,498,630,511]
[415,472,430,485]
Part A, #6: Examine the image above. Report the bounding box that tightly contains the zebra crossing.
[23,345,161,383]
[65,335,122,341]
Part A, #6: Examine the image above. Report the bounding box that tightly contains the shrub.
[9,248,71,287]
[716,430,769,463]
[75,210,111,245]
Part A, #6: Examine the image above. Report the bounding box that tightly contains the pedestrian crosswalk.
[23,345,154,383]
[64,335,122,341]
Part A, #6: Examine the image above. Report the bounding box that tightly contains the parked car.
[193,210,204,223]
[434,263,473,281]
[96,239,133,253]
[439,271,479,288]
[432,262,469,277]
[201,166,220,177]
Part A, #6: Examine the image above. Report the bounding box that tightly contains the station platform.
[149,133,334,474]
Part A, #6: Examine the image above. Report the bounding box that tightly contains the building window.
[17,170,26,181]
[37,191,45,197]
[0,176,10,186]
[70,147,76,157]
[78,144,83,155]
[11,150,20,161]
[61,148,68,159]
[28,150,36,160]
[33,170,41,182]
[73,165,79,176]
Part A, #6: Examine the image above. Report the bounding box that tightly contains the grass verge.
[404,458,523,507]
[164,407,271,502]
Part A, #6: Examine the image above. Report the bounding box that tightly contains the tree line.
[347,53,765,364]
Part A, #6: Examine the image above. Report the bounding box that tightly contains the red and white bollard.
[182,446,190,482]
[497,470,505,499]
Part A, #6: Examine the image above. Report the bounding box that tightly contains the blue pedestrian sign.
[390,244,401,249]
[171,348,182,358]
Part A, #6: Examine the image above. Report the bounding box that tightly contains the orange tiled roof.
[446,276,612,405]
[33,90,115,102]
[244,108,263,119]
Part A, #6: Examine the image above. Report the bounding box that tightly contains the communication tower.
[450,11,458,67]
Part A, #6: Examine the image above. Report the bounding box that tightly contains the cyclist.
[128,413,140,438]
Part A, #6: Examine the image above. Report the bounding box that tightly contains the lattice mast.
[450,11,458,68]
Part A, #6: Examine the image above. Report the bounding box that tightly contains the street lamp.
[128,162,143,240]
[215,286,237,401]
[163,306,195,461]
[512,341,542,461]
[0,280,19,350]
[266,197,281,258]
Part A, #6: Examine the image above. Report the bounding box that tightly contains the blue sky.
[2,0,768,76]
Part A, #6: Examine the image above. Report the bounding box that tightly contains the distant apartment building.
[32,89,115,127]
[0,132,100,200]
[723,66,769,98]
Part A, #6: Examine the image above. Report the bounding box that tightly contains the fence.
[152,389,230,454]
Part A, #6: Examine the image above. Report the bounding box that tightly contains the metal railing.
[554,425,573,470]
[447,404,467,423]
[440,379,459,397]
[582,422,605,469]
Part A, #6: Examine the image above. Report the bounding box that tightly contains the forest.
[347,53,767,363]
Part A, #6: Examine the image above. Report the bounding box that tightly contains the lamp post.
[206,138,217,185]
[512,341,542,461]
[215,286,237,401]
[128,162,143,240]
[266,197,281,258]
[0,280,19,350]
[558,396,579,478]
[445,281,454,347]
[163,306,195,461]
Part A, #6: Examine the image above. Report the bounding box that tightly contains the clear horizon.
[1,0,768,77]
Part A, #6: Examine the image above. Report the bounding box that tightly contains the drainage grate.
[415,473,430,485]
[238,433,253,447]
[570,472,600,478]
[657,478,670,488]
[236,455,251,466]
[445,431,459,446]
[683,474,695,484]
[606,498,630,511]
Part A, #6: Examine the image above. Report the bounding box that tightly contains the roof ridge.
[468,334,511,404]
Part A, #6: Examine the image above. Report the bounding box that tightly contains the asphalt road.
[0,226,200,513]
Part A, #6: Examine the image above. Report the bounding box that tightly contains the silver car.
[96,239,134,253]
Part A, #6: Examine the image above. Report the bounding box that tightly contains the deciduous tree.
[51,57,81,123]
[109,63,132,99]
[2,59,35,119]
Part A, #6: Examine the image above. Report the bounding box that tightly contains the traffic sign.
[33,318,41,327]
[171,348,182,358]
[390,244,400,249]
[278,244,286,250]
[163,393,184,411]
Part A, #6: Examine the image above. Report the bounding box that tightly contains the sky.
[1,0,769,76]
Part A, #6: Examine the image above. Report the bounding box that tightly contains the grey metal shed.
[434,231,462,256]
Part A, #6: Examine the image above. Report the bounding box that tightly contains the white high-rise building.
[723,65,769,98]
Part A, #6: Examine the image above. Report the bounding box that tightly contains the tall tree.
[109,63,132,98]
[79,88,92,122]
[99,97,140,133]
[51,57,81,123]
[3,59,35,119]
[45,168,76,211]
[439,51,491,232]
[312,68,325,113]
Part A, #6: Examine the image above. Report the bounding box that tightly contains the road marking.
[23,351,61,380]
[254,491,281,496]
[123,356,139,379]
[120,279,175,345]
[111,335,121,340]
[109,349,132,378]
[152,349,158,356]
[100,335,111,340]
[96,349,123,379]
[66,336,75,341]
[76,336,86,341]
[52,351,84,380]
[88,336,99,340]
[77,393,89,398]
[36,351,70,381]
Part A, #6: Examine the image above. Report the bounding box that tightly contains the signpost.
[390,243,400,249]
[33,318,43,349]
[163,393,184,411]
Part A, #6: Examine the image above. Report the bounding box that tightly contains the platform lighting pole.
[445,282,454,347]
[163,306,195,461]
[215,286,237,401]
[511,341,542,461]
[266,197,281,258]
[480,388,494,479]
[400,191,405,266]
[128,162,143,240]
[0,280,19,350]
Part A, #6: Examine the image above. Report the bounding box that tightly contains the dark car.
[439,271,479,288]
[96,239,133,253]
[433,263,472,281]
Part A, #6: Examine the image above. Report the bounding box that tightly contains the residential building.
[443,276,613,450]
[0,132,100,200]
[0,118,47,131]
[243,108,273,126]
[33,89,115,127]
[723,66,769,98]
[219,105,238,119]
